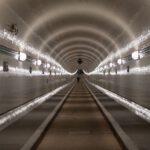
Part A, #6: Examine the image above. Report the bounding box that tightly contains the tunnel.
[0,0,150,150]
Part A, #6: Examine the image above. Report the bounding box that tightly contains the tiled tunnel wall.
[87,54,150,109]
[0,53,73,115]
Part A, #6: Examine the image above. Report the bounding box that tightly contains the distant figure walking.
[77,77,80,82]
[76,68,83,82]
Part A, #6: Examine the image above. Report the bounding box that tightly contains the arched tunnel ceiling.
[0,0,150,72]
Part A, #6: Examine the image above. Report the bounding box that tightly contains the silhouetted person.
[77,77,80,82]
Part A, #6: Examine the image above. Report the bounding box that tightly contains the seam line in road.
[21,81,75,150]
[85,81,139,150]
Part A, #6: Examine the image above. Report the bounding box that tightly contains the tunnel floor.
[36,81,123,150]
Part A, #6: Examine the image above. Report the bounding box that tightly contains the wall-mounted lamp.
[117,58,126,65]
[52,66,56,70]
[33,59,42,66]
[43,64,47,68]
[131,51,142,60]
[104,65,108,69]
[117,58,122,65]
[109,62,114,68]
[15,52,27,61]
[46,63,50,68]
[44,63,50,68]
[37,59,42,66]
[98,67,103,72]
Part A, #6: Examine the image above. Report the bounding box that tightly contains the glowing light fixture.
[0,29,73,75]
[132,51,143,60]
[43,64,47,68]
[117,58,126,65]
[104,65,108,69]
[100,67,103,71]
[132,51,141,60]
[33,59,42,66]
[43,63,50,68]
[52,66,56,70]
[33,60,36,65]
[37,59,42,66]
[117,58,122,65]
[46,63,50,68]
[15,52,27,61]
[109,63,114,68]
